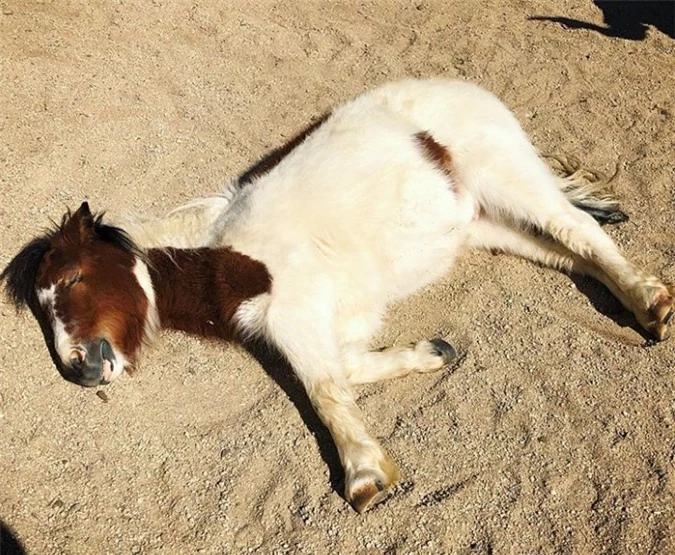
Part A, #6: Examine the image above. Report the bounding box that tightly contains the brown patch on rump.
[147,247,272,340]
[414,131,455,185]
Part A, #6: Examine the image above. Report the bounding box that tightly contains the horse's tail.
[546,154,629,225]
[124,182,238,249]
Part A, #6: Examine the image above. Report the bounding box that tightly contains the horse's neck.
[146,247,271,340]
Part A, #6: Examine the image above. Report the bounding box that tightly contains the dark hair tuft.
[1,205,145,309]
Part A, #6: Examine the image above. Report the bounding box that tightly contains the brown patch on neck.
[414,131,455,185]
[147,247,271,341]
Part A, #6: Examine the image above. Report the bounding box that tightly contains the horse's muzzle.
[66,338,116,387]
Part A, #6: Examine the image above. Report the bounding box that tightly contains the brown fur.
[240,114,329,184]
[414,131,454,181]
[147,247,272,340]
[5,202,272,378]
[36,209,149,365]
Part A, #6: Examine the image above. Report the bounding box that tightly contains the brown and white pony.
[2,78,673,513]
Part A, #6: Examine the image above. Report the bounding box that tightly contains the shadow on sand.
[570,274,656,344]
[237,114,347,496]
[243,341,346,496]
[530,1,674,40]
[1,521,28,555]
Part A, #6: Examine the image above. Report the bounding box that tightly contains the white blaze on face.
[34,257,156,383]
[36,284,75,366]
[37,281,128,382]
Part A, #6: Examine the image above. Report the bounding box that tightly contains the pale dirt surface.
[1,1,675,554]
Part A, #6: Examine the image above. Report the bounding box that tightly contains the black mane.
[1,207,144,310]
[0,235,52,310]
[89,212,146,262]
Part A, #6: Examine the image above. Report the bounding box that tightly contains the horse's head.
[1,202,157,387]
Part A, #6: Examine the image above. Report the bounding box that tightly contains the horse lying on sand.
[2,78,673,513]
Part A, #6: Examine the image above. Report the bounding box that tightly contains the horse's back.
[212,78,536,344]
[215,82,477,299]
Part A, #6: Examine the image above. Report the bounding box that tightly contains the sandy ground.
[1,1,674,553]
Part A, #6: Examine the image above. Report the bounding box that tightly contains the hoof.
[345,457,400,514]
[648,284,674,341]
[429,337,458,365]
[346,468,396,514]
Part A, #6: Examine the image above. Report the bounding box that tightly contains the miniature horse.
[2,79,673,513]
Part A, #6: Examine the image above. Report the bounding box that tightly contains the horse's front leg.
[307,376,400,512]
[343,338,457,385]
[265,302,399,513]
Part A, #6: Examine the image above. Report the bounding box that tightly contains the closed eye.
[64,272,82,289]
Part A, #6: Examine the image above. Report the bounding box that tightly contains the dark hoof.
[648,284,675,341]
[429,338,458,364]
[603,209,629,225]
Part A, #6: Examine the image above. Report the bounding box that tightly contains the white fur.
[124,188,236,249]
[37,284,75,366]
[106,347,128,382]
[127,78,673,511]
[133,258,160,343]
[233,294,271,341]
[37,284,56,307]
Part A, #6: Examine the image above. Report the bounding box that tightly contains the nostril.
[69,358,83,371]
[69,350,84,371]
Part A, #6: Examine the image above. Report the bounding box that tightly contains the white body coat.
[127,78,673,512]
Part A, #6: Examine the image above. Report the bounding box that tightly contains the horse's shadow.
[235,115,353,497]
[243,340,345,495]
[530,0,674,40]
[569,274,654,342]
[229,116,345,494]
[238,114,328,186]
[1,520,28,555]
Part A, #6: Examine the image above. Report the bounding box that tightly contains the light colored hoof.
[648,283,674,341]
[345,460,400,514]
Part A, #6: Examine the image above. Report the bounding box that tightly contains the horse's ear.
[61,201,95,240]
[74,201,93,222]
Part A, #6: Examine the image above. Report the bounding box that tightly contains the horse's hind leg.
[467,218,635,310]
[470,162,674,340]
[545,206,673,339]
